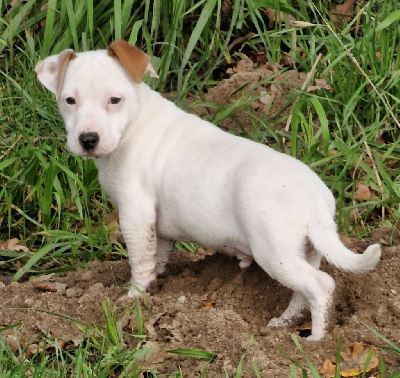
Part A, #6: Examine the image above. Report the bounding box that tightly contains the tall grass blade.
[177,0,217,92]
[11,243,65,282]
[363,323,400,353]
[235,335,254,377]
[86,0,94,44]
[376,10,400,32]
[113,0,121,40]
[128,20,143,46]
[65,0,79,51]
[291,333,321,376]
[166,348,216,361]
[42,0,57,57]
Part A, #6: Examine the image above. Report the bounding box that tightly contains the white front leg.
[118,199,157,298]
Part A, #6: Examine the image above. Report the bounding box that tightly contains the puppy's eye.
[65,97,76,105]
[109,97,122,105]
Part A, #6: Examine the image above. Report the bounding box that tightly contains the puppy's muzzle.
[79,132,100,152]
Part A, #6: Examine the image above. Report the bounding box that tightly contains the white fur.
[35,48,381,340]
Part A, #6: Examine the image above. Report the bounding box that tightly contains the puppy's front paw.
[118,285,146,302]
[118,294,132,303]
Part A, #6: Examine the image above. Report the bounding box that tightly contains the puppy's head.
[35,41,157,158]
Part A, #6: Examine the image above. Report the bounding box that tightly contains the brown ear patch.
[57,49,77,99]
[107,40,151,84]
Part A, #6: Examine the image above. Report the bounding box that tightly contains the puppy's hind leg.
[268,291,308,327]
[155,239,174,275]
[253,236,335,340]
[220,245,253,269]
[268,248,322,327]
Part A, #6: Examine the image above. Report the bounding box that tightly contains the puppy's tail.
[308,209,381,273]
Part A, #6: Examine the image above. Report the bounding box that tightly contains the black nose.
[79,132,99,152]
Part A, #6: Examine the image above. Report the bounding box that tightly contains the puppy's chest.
[96,162,122,203]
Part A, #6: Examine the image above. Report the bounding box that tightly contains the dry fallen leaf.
[255,51,267,65]
[296,321,312,338]
[321,359,336,377]
[330,0,355,29]
[340,343,379,374]
[47,337,83,353]
[354,182,372,202]
[31,273,67,293]
[320,342,379,377]
[60,337,84,350]
[25,343,39,358]
[31,280,67,293]
[19,336,85,358]
[265,8,296,28]
[197,247,215,256]
[222,0,232,15]
[86,209,125,244]
[2,332,21,353]
[307,78,333,92]
[0,238,29,252]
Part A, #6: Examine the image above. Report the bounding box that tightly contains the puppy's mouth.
[70,144,109,159]
[81,149,109,159]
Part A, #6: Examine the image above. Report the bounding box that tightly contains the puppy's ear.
[35,49,76,99]
[108,40,158,83]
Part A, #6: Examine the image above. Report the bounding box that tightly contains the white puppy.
[35,40,381,340]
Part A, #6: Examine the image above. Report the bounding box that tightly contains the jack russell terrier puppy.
[35,40,381,340]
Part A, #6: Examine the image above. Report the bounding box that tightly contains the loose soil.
[1,227,399,376]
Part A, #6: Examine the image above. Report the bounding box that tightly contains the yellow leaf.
[320,342,379,377]
[320,359,336,377]
[354,182,372,202]
[330,0,355,29]
[0,238,29,252]
[265,8,296,28]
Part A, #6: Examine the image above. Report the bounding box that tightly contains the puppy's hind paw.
[267,317,289,328]
[305,332,324,341]
[155,262,167,275]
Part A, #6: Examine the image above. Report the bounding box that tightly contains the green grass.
[1,0,400,375]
